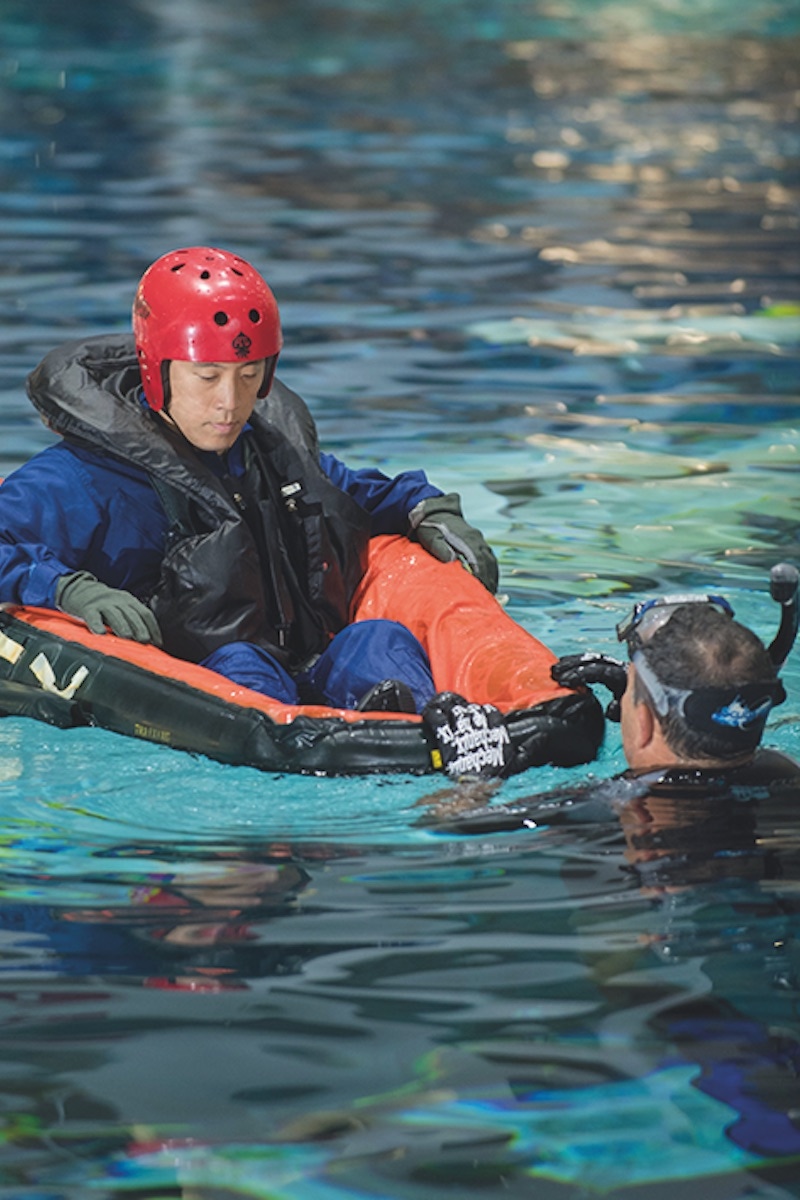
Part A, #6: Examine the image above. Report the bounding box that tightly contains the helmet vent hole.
[200,270,211,280]
[214,311,229,326]
[170,264,185,272]
[249,308,261,323]
[231,267,244,276]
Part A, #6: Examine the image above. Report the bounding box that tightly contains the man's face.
[167,359,265,453]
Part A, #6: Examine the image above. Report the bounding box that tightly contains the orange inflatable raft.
[0,536,603,775]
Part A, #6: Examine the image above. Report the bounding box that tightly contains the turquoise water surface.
[0,0,799,1196]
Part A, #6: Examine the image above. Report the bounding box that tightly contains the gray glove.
[409,493,499,594]
[56,571,162,646]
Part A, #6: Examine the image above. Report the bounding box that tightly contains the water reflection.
[1,764,799,1194]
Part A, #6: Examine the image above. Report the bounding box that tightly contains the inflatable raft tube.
[0,536,603,776]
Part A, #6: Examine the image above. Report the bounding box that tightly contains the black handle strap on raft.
[768,562,799,668]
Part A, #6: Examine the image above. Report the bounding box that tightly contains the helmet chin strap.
[259,353,279,398]
[155,362,176,427]
[159,360,173,411]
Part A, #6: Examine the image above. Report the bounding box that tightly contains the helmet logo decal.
[232,332,252,358]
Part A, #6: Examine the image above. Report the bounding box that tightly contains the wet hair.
[633,604,780,761]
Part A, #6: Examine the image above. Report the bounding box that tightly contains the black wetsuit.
[433,748,800,837]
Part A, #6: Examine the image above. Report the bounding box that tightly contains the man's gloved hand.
[409,493,499,594]
[551,652,627,721]
[423,691,513,780]
[56,571,162,646]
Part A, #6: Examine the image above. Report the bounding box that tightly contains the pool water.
[1,1,799,1196]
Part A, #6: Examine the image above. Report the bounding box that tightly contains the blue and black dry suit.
[0,335,442,708]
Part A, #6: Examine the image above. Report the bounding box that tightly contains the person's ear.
[636,696,658,750]
[623,678,657,758]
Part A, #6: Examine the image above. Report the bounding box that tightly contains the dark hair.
[634,604,779,760]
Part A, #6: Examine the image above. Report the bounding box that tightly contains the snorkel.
[767,561,799,668]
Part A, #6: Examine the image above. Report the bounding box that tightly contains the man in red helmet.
[0,247,498,713]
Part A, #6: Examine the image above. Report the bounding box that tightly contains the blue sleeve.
[0,448,101,606]
[0,444,166,607]
[319,452,442,535]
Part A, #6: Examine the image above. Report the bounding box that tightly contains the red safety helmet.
[132,246,283,411]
